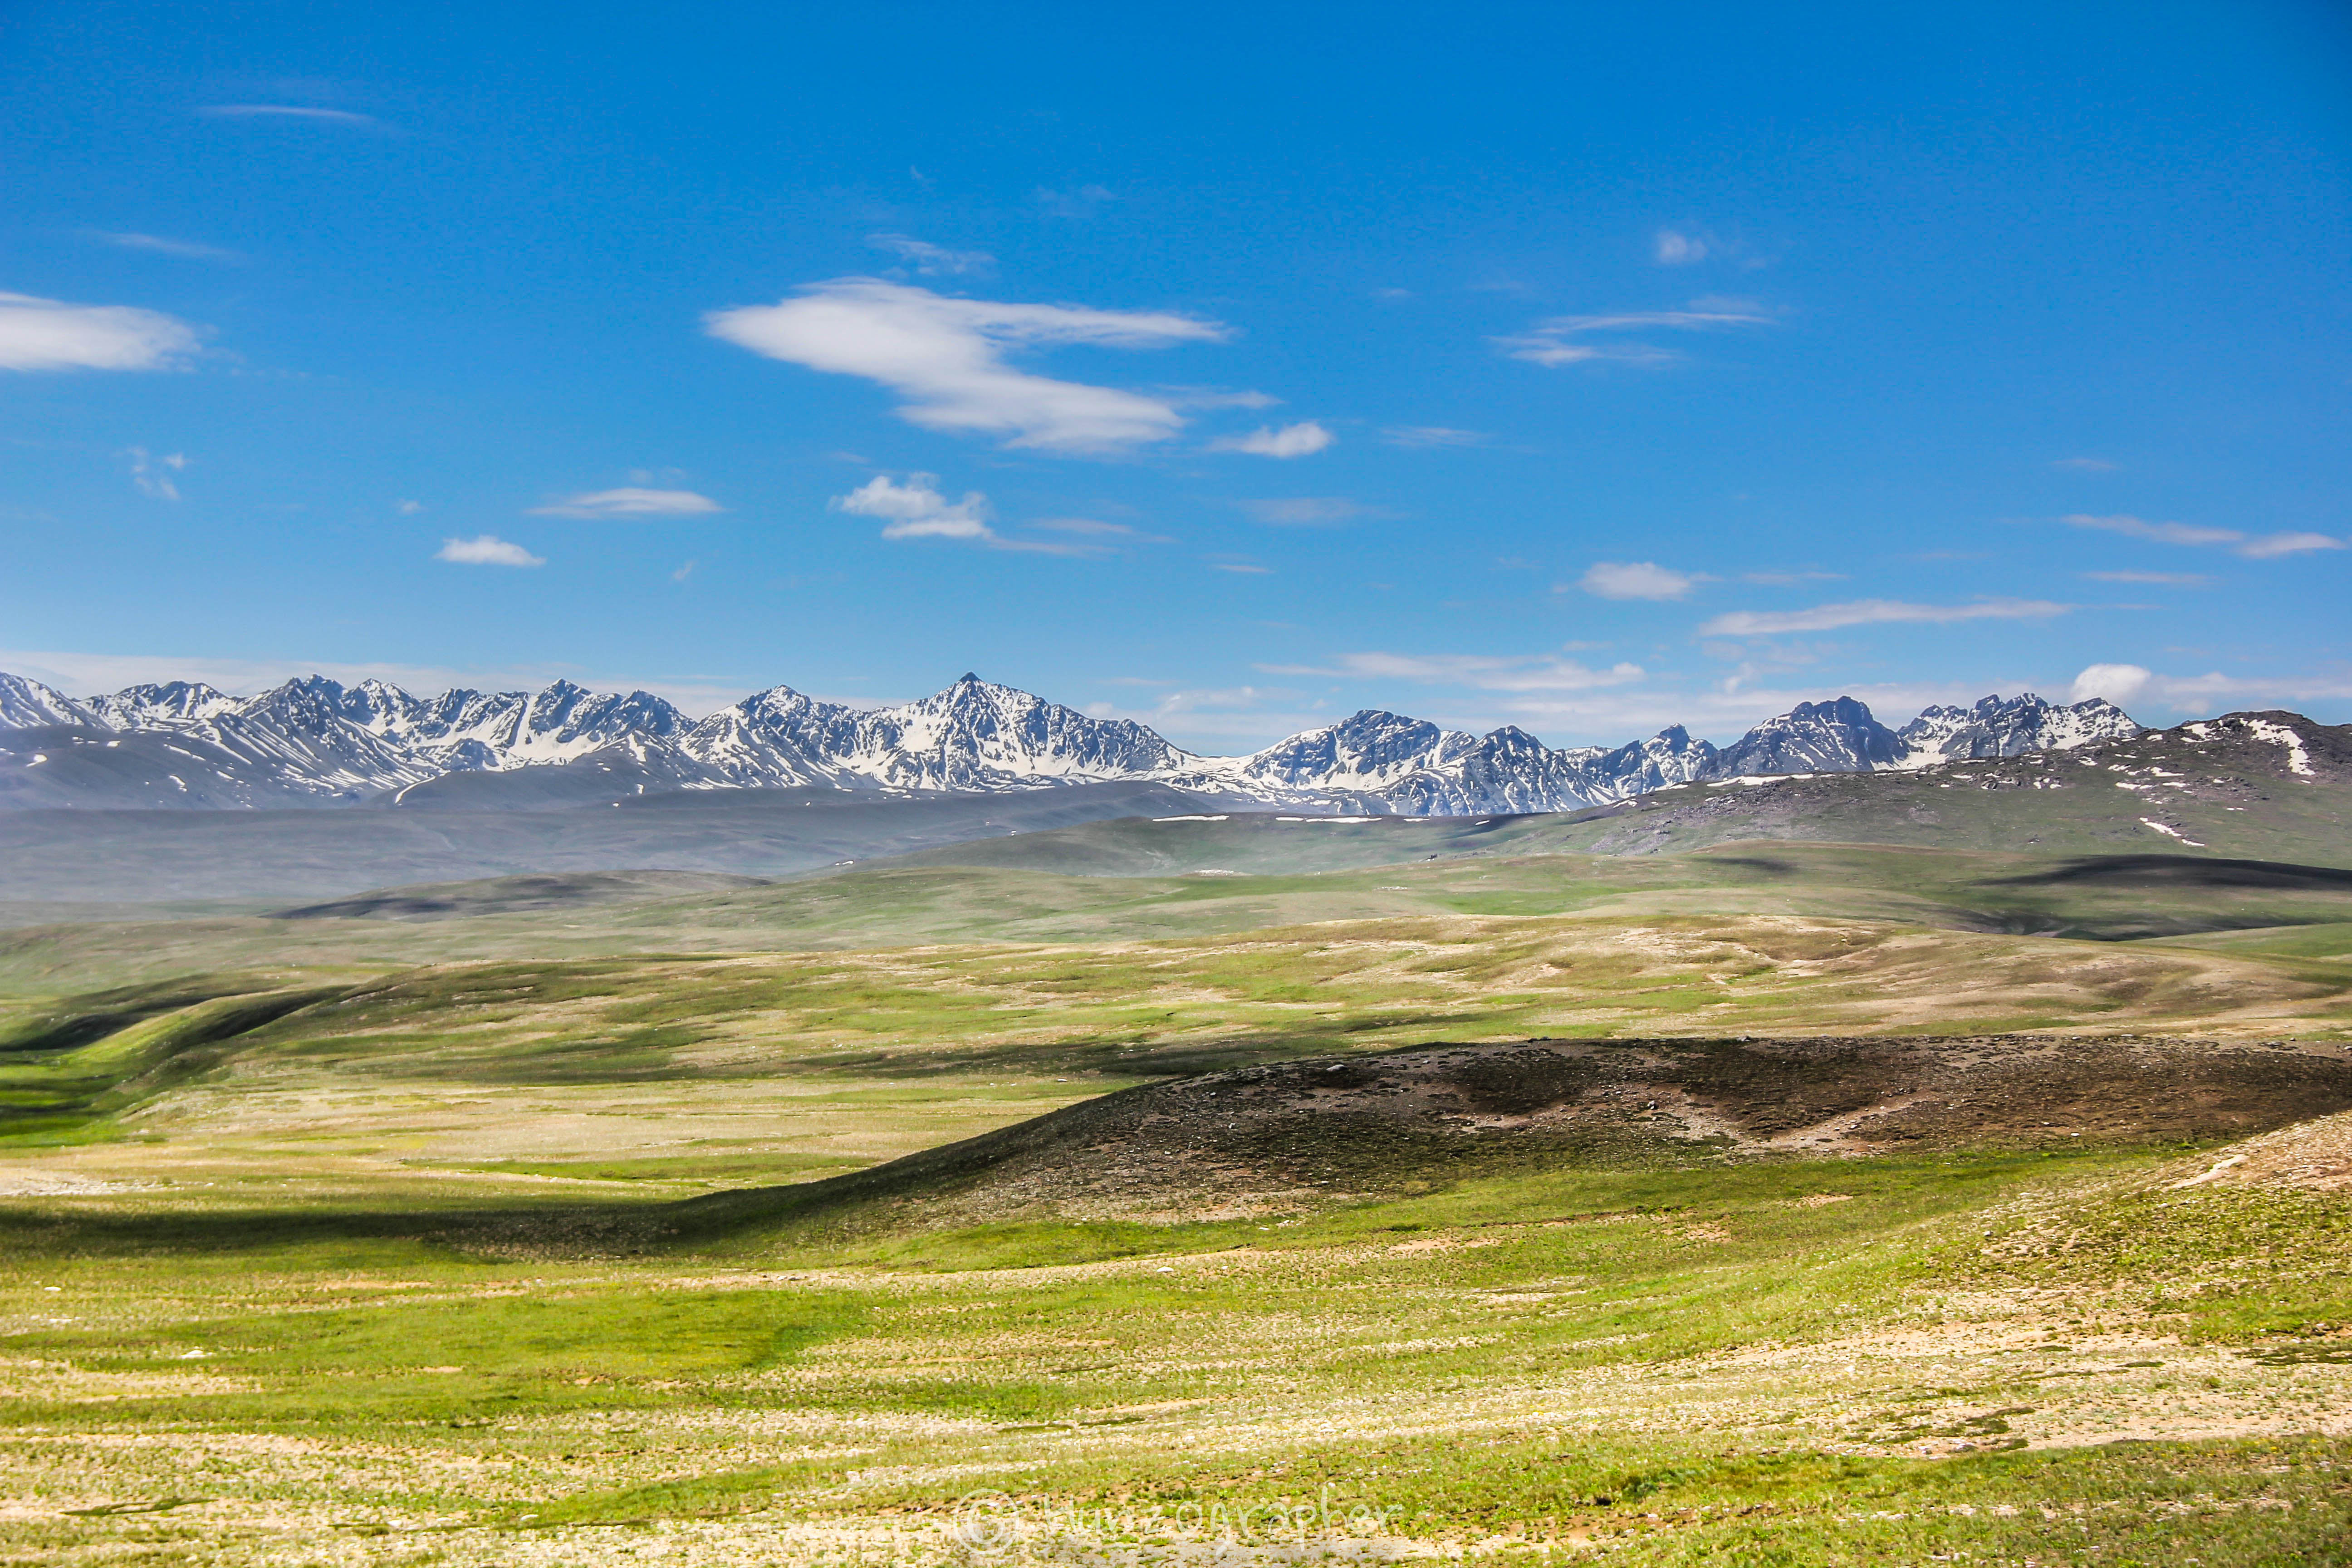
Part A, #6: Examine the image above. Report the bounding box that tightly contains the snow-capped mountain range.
[0,668,2142,814]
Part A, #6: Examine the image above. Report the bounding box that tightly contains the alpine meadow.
[5,5,2352,1565]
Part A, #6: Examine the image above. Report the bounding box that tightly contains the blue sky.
[4,0,2349,752]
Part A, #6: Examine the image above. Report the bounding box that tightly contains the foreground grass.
[3,1140,2348,1564]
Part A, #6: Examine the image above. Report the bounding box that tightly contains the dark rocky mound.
[695,1033,2352,1233]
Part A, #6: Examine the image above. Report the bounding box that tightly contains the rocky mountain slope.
[0,666,2142,814]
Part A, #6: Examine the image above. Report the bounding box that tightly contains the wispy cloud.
[126,448,186,500]
[1080,684,1333,745]
[2069,662,2352,714]
[1035,184,1116,217]
[2051,456,2119,472]
[2082,569,2211,586]
[1701,598,2068,636]
[0,292,201,372]
[1208,420,1334,458]
[1238,497,1371,526]
[1381,426,1487,448]
[866,233,994,275]
[706,279,1226,454]
[436,535,544,567]
[1032,518,1171,544]
[1575,561,1697,601]
[1654,229,1709,265]
[197,104,379,127]
[831,474,1101,555]
[86,231,242,263]
[527,487,723,519]
[1495,301,1772,368]
[1261,651,1645,693]
[1209,561,1272,574]
[1740,569,1845,586]
[1158,386,1281,411]
[2062,512,2345,559]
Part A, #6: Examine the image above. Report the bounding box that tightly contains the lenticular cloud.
[705,279,1226,455]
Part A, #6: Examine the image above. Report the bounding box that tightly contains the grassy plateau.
[4,806,2351,1564]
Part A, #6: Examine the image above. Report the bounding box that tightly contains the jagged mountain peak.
[0,665,2165,816]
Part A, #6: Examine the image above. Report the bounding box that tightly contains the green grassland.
[4,805,2352,1562]
[5,1132,2351,1564]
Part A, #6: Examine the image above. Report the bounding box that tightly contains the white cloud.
[706,279,1226,454]
[834,473,991,539]
[2063,662,2352,715]
[126,448,186,501]
[2082,570,2210,586]
[527,487,723,519]
[866,234,994,275]
[1209,421,1334,458]
[1578,561,1695,601]
[829,475,1111,556]
[397,499,424,515]
[1159,386,1281,411]
[1209,561,1272,574]
[1238,497,1369,526]
[1381,426,1487,448]
[1700,598,2068,636]
[2070,663,2153,706]
[1032,517,1171,544]
[1261,652,1646,693]
[198,104,378,127]
[0,292,201,371]
[2062,512,2345,559]
[436,535,544,567]
[672,560,696,583]
[2051,456,2119,472]
[2119,667,2352,712]
[1080,685,1336,745]
[1654,229,1708,265]
[87,231,241,263]
[1495,304,1772,368]
[2239,531,2346,559]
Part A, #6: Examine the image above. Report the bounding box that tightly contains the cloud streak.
[1262,651,1646,693]
[1700,598,2068,636]
[706,279,1227,454]
[437,535,544,567]
[2063,513,2344,559]
[1237,497,1371,526]
[1494,303,1772,367]
[527,487,723,519]
[198,104,379,127]
[1209,421,1334,458]
[1577,561,1696,601]
[867,234,994,275]
[0,292,201,371]
[87,231,242,263]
